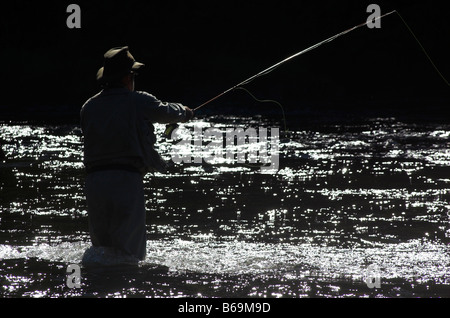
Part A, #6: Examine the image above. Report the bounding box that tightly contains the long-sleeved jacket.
[80,87,187,174]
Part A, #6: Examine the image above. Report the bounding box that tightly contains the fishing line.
[233,87,288,133]
[394,11,449,87]
[232,10,449,135]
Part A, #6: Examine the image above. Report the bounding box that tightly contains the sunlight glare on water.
[1,116,449,297]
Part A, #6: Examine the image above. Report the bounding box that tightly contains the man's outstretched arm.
[135,91,194,124]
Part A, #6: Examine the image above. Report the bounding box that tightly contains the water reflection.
[0,116,449,297]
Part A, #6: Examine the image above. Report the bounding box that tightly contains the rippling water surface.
[1,115,449,297]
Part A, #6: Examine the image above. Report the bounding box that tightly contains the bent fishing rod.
[165,9,447,138]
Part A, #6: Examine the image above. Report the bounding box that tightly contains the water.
[1,115,449,298]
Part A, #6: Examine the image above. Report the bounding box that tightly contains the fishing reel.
[164,123,179,139]
[164,106,195,139]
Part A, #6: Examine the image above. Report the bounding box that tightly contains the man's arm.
[134,91,193,124]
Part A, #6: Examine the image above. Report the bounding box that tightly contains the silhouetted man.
[80,46,193,265]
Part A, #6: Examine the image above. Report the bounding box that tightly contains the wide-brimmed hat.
[96,46,144,83]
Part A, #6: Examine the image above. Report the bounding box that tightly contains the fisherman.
[80,46,193,265]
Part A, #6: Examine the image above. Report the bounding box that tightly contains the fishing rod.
[164,9,446,138]
[195,10,397,112]
[164,9,395,138]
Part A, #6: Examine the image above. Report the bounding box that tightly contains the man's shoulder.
[82,91,103,106]
[132,90,159,102]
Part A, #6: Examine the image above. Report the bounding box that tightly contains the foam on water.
[1,238,448,284]
[131,239,450,283]
[0,242,89,264]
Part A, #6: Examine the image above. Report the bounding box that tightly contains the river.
[0,115,449,297]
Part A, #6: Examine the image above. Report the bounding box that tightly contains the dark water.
[1,115,449,298]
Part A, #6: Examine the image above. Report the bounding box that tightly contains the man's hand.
[183,106,194,122]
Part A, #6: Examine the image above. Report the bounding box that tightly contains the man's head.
[96,46,144,90]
